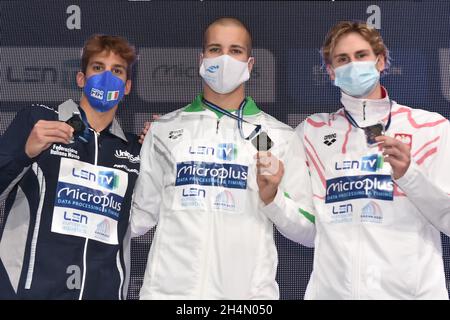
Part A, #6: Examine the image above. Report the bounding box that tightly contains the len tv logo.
[217,143,237,161]
[72,168,119,190]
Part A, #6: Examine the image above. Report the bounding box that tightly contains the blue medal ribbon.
[201,98,261,140]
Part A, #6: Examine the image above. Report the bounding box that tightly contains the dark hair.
[203,17,252,56]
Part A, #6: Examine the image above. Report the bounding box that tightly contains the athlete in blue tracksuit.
[0,35,141,299]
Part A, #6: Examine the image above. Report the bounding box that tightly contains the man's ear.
[376,55,386,73]
[199,53,204,68]
[326,64,336,81]
[125,80,132,95]
[248,57,255,73]
[76,71,86,89]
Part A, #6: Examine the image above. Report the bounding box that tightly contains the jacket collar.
[57,99,128,142]
[184,94,261,118]
[340,87,392,127]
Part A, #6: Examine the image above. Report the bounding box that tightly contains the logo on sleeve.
[169,128,184,140]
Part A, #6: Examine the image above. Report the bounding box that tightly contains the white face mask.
[199,54,251,94]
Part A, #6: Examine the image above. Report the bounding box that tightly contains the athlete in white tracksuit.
[261,21,450,299]
[130,18,315,299]
[131,94,315,299]
[263,89,450,299]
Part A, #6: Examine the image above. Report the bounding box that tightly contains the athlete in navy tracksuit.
[0,35,141,299]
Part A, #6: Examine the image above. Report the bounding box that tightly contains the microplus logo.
[175,161,248,189]
[325,175,393,203]
[56,182,122,216]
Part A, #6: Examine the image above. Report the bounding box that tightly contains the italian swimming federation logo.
[213,190,236,212]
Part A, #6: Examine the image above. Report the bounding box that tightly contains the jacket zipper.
[216,119,220,134]
[78,129,99,300]
[352,220,362,299]
[199,117,219,297]
[363,101,366,121]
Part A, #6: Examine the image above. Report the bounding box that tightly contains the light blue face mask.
[333,59,380,98]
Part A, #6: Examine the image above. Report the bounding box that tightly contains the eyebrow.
[333,49,371,59]
[206,43,246,51]
[90,60,105,66]
[230,44,246,51]
[90,61,127,70]
[111,63,127,70]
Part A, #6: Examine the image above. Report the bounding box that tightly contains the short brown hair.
[81,34,137,80]
[203,17,253,56]
[321,21,391,71]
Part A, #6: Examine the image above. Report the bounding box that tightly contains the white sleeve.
[130,126,164,237]
[395,120,450,236]
[260,126,316,247]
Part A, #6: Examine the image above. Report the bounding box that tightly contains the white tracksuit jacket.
[131,95,315,299]
[263,89,450,299]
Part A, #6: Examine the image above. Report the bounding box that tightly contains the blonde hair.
[321,21,391,72]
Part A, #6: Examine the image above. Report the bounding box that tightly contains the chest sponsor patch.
[325,174,393,203]
[175,161,248,189]
[51,158,128,245]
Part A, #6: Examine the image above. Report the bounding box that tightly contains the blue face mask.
[333,59,380,98]
[83,71,126,112]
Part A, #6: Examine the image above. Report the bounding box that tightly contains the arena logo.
[137,48,275,103]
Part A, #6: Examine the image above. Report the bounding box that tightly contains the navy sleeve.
[0,258,16,299]
[0,107,35,198]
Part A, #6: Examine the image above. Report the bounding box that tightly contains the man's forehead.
[88,50,128,66]
[206,25,249,43]
[333,41,373,56]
